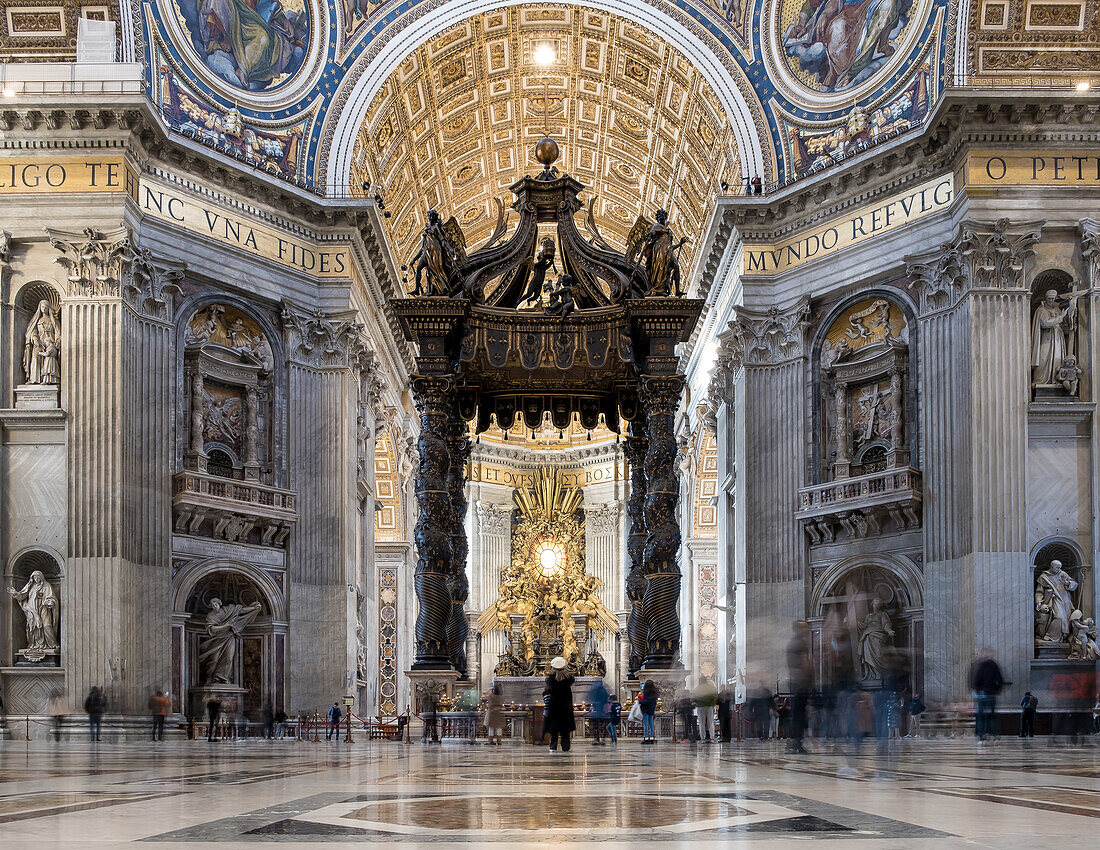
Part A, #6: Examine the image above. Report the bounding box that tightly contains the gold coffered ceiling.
[351,4,741,282]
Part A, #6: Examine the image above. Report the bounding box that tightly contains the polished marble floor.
[1,735,1098,848]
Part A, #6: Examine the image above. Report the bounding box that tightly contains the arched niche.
[171,560,286,718]
[1028,268,1083,399]
[808,555,924,693]
[1031,537,1089,655]
[6,548,63,666]
[11,281,63,403]
[813,293,914,483]
[179,302,275,483]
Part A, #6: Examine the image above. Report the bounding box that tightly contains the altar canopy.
[392,139,703,690]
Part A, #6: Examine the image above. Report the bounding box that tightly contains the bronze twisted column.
[639,374,685,669]
[624,421,649,678]
[445,415,471,676]
[411,375,456,669]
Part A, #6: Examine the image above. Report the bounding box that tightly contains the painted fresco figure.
[192,0,309,91]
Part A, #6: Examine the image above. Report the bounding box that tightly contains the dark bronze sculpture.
[410,209,467,297]
[393,137,702,679]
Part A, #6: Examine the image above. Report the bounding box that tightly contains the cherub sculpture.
[626,208,690,297]
[1057,354,1081,397]
[410,209,467,297]
[545,273,575,317]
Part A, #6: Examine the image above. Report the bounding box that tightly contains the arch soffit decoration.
[172,559,286,621]
[138,0,953,191]
[1030,536,1087,568]
[810,288,916,363]
[174,291,284,366]
[6,546,65,578]
[809,553,925,615]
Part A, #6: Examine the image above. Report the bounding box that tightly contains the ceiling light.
[533,43,556,66]
[1077,81,1091,92]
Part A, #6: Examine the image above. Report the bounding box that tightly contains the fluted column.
[726,300,811,683]
[473,499,511,683]
[908,219,1041,703]
[281,301,365,708]
[409,375,455,669]
[624,422,648,677]
[639,375,685,670]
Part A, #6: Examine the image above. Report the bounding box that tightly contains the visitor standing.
[969,649,1004,742]
[638,679,658,744]
[327,701,342,741]
[694,677,718,742]
[1092,692,1100,735]
[607,694,621,744]
[676,688,697,745]
[587,678,609,745]
[749,682,775,740]
[1020,691,1038,738]
[717,684,733,742]
[274,709,287,738]
[84,686,106,742]
[262,703,275,739]
[148,689,171,742]
[206,697,221,742]
[484,683,505,745]
[786,620,813,754]
[544,656,576,752]
[907,692,926,738]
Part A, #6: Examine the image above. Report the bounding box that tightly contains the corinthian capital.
[280,299,365,367]
[907,219,1043,315]
[1080,219,1100,290]
[123,245,186,321]
[727,298,811,367]
[46,226,131,297]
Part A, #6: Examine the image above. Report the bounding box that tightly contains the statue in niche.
[1057,355,1081,397]
[519,237,558,308]
[1035,560,1079,643]
[22,300,61,385]
[198,597,262,684]
[627,209,689,297]
[857,598,896,679]
[8,571,59,662]
[1031,289,1082,389]
[409,209,466,297]
[1069,616,1100,660]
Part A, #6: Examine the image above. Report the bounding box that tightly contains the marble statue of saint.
[8,570,59,660]
[857,598,895,679]
[22,300,61,385]
[1035,560,1079,643]
[197,597,262,684]
[1031,290,1077,387]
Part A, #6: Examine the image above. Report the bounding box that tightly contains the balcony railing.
[173,470,297,547]
[797,467,921,518]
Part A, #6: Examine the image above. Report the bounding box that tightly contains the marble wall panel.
[1027,438,1091,545]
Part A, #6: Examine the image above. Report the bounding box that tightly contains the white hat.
[550,656,567,670]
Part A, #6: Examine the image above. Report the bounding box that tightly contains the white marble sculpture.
[1035,560,1079,643]
[1031,290,1079,388]
[857,598,895,679]
[1068,616,1100,660]
[22,300,61,385]
[197,597,262,684]
[8,570,60,661]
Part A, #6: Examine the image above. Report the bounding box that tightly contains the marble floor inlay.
[0,738,1098,847]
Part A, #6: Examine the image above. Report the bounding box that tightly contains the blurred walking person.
[969,649,1004,742]
[606,693,621,743]
[786,620,813,753]
[694,677,718,742]
[907,692,925,738]
[206,696,221,742]
[84,686,106,742]
[149,689,171,742]
[484,683,505,745]
[638,680,658,744]
[587,677,609,745]
[48,690,65,741]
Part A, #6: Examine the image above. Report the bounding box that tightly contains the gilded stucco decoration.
[477,467,618,669]
[693,430,718,537]
[968,0,1100,83]
[351,6,740,275]
[374,426,403,541]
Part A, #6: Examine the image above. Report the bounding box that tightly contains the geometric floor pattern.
[1,737,1098,847]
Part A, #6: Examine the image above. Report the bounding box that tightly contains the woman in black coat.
[544,657,576,752]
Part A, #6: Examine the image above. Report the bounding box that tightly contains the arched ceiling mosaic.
[131,0,953,192]
[351,6,740,277]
